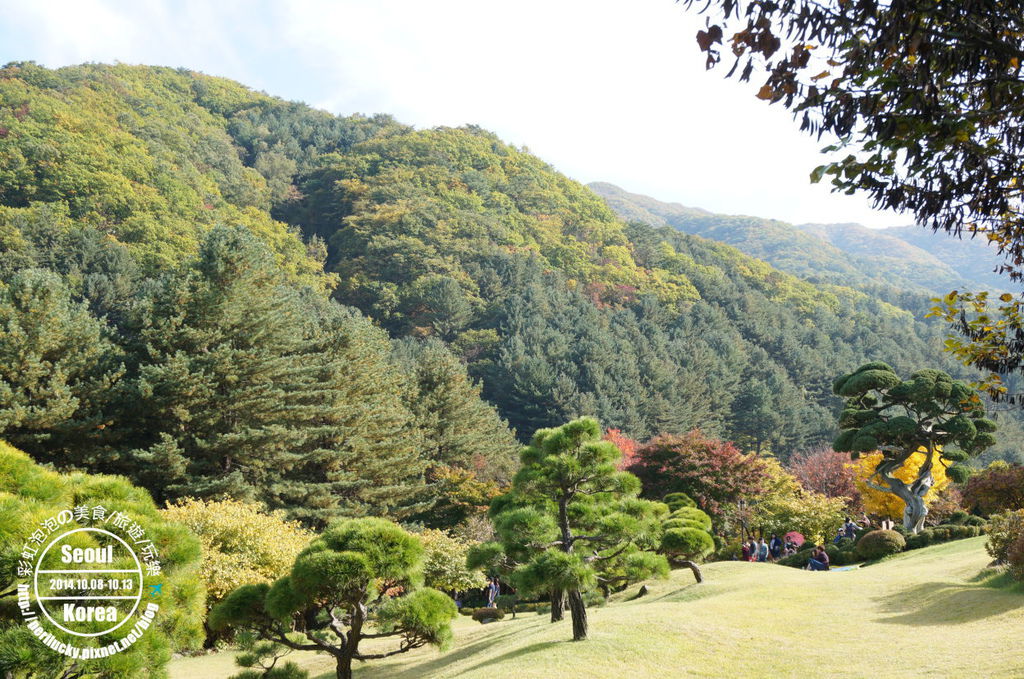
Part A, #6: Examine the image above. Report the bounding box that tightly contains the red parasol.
[785,531,805,546]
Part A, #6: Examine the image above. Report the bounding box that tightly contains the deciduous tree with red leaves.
[626,430,766,522]
[963,462,1024,516]
[604,428,639,470]
[787,446,862,511]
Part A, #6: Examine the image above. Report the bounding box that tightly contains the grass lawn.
[168,537,1024,678]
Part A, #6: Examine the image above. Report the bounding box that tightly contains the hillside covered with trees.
[1,60,1021,534]
[589,181,1012,295]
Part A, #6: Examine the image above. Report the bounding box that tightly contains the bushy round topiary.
[855,529,906,561]
[663,518,708,532]
[660,528,715,562]
[663,492,697,511]
[964,515,987,528]
[471,607,505,623]
[669,506,712,531]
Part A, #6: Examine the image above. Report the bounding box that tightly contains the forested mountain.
[589,181,1011,295]
[1,61,1020,523]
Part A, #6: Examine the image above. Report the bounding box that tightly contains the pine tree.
[392,337,518,481]
[275,298,428,527]
[119,227,429,523]
[0,268,124,460]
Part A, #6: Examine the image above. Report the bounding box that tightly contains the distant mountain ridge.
[589,181,1010,295]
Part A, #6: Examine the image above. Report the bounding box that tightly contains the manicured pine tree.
[832,362,997,532]
[210,518,457,679]
[479,417,666,641]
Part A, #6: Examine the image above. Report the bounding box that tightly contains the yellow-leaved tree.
[161,498,311,608]
[851,448,950,521]
[753,458,848,544]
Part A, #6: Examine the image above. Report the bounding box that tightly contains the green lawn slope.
[169,537,1023,678]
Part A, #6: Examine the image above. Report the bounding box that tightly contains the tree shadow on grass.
[333,619,556,679]
[874,580,1024,626]
[455,640,564,676]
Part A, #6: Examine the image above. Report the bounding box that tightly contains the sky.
[0,0,910,228]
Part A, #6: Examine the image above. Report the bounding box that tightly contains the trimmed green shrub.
[471,607,505,623]
[964,515,987,528]
[855,529,906,561]
[1007,531,1024,582]
[905,531,933,550]
[777,550,812,568]
[664,492,697,511]
[495,594,518,611]
[835,537,855,551]
[669,507,713,531]
[942,510,970,525]
[660,528,715,562]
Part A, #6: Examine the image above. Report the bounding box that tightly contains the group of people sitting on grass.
[741,515,876,569]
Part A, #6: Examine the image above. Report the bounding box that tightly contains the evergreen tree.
[392,337,518,481]
[276,298,427,526]
[0,268,124,459]
[480,417,666,641]
[120,227,428,522]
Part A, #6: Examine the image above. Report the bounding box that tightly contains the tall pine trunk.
[550,588,566,622]
[336,654,353,679]
[567,588,588,641]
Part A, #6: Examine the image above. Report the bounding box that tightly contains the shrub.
[834,537,855,551]
[660,528,715,563]
[965,515,987,527]
[855,530,906,561]
[1007,531,1024,581]
[664,492,697,511]
[0,443,205,677]
[162,498,311,608]
[495,594,518,612]
[942,510,970,526]
[905,531,933,550]
[986,509,1024,563]
[417,529,488,593]
[669,507,713,531]
[777,550,812,568]
[715,540,743,561]
[963,461,1024,515]
[471,607,505,623]
[853,527,874,543]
